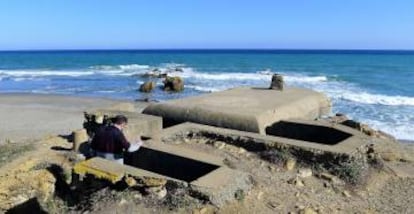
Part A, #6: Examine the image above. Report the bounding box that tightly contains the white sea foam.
[360,118,414,141]
[284,75,328,83]
[119,64,150,70]
[2,63,413,141]
[337,92,414,106]
[185,85,222,92]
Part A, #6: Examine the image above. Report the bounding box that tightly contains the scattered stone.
[199,207,208,214]
[298,168,313,178]
[296,205,306,210]
[342,190,351,198]
[119,198,127,206]
[288,177,305,187]
[238,147,247,154]
[257,191,264,200]
[156,187,167,199]
[163,76,184,92]
[192,207,208,214]
[139,81,156,93]
[269,73,284,90]
[146,186,167,199]
[319,173,343,185]
[301,207,317,214]
[213,141,226,150]
[266,201,279,209]
[133,193,142,200]
[125,176,137,187]
[140,177,167,187]
[285,158,296,171]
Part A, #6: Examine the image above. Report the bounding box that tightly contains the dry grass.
[0,142,34,168]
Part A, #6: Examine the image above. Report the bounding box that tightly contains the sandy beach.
[0,93,148,144]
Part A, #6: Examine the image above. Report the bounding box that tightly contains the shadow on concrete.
[265,121,352,145]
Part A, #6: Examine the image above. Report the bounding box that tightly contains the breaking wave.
[1,63,413,141]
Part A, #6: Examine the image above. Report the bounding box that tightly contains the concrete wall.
[143,87,331,134]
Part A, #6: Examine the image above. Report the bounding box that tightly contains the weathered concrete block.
[73,143,252,207]
[87,110,162,141]
[159,121,371,158]
[143,87,331,134]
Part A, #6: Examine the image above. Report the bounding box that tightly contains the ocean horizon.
[0,49,413,141]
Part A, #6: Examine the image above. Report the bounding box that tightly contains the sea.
[0,50,413,141]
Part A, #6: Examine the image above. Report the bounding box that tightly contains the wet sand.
[0,93,147,144]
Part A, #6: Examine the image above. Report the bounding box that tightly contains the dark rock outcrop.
[270,74,284,90]
[163,76,184,92]
[139,81,156,93]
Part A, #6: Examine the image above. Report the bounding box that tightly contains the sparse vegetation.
[234,189,245,201]
[163,182,200,210]
[331,159,367,185]
[259,148,293,166]
[0,142,34,167]
[30,161,52,171]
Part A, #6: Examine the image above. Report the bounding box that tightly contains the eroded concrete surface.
[73,87,375,207]
[143,87,331,134]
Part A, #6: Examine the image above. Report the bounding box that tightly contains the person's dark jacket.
[91,126,130,155]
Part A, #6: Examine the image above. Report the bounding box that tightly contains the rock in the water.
[175,67,184,72]
[269,74,284,90]
[139,81,156,93]
[163,76,184,92]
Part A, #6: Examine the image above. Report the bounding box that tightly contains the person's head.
[112,115,128,130]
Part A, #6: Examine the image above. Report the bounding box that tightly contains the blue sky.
[0,0,413,50]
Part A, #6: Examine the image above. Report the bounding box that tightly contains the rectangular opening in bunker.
[124,147,220,182]
[265,121,352,145]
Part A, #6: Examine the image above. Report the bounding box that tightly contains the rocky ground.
[0,131,413,214]
[0,94,413,214]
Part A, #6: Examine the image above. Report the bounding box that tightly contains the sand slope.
[0,93,146,144]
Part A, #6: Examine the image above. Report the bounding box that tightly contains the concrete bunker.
[265,120,352,145]
[160,122,370,162]
[73,143,253,207]
[124,147,220,182]
[143,87,331,134]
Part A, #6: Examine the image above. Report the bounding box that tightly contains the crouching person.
[91,115,142,164]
